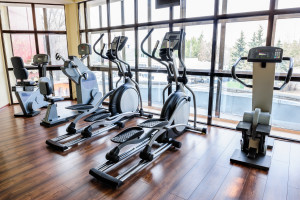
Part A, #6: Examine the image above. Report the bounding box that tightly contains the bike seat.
[138,119,168,128]
[66,104,94,111]
[47,96,64,104]
[84,112,111,122]
[111,127,144,143]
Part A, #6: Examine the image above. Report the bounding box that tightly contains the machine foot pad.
[230,149,271,171]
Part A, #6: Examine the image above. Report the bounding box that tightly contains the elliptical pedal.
[138,119,168,128]
[84,112,111,122]
[66,104,94,111]
[111,127,144,143]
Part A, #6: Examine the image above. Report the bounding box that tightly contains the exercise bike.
[45,34,151,151]
[39,43,103,127]
[89,28,206,188]
[11,55,49,117]
[230,46,293,170]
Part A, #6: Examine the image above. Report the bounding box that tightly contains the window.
[277,0,300,9]
[221,0,269,14]
[38,34,68,65]
[138,0,148,23]
[4,34,36,67]
[186,0,214,18]
[89,32,109,66]
[86,0,107,29]
[216,18,268,71]
[151,0,169,22]
[0,2,70,102]
[0,3,33,30]
[35,5,66,31]
[174,23,214,70]
[273,16,300,73]
[110,0,134,26]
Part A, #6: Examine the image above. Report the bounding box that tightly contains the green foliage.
[230,25,266,70]
[185,33,211,62]
[231,31,247,66]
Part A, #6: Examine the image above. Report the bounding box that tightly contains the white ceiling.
[0,0,79,4]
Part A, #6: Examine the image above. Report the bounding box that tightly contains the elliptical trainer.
[89,28,206,188]
[230,46,294,170]
[45,34,151,151]
[11,55,49,117]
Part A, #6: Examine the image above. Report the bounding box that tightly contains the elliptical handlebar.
[56,53,66,62]
[178,29,187,77]
[231,56,294,90]
[141,28,172,77]
[115,36,132,75]
[93,34,109,60]
[274,57,294,90]
[231,57,251,88]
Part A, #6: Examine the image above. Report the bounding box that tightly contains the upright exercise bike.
[230,46,293,170]
[45,34,151,151]
[89,29,206,188]
[11,55,49,117]
[39,43,102,127]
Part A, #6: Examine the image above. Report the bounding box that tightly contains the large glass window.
[89,31,109,66]
[1,2,70,102]
[186,0,214,18]
[38,34,68,65]
[35,5,66,31]
[221,0,270,14]
[216,18,268,71]
[273,16,300,73]
[277,0,300,9]
[0,3,33,30]
[87,0,108,29]
[4,34,36,67]
[110,0,134,26]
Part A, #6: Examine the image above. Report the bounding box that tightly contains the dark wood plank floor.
[1,102,300,200]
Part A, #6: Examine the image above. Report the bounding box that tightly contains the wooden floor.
[1,103,300,200]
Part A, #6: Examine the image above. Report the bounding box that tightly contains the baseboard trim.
[0,104,10,111]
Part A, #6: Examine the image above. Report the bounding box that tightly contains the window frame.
[0,2,72,103]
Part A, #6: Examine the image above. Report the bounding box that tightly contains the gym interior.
[0,0,300,199]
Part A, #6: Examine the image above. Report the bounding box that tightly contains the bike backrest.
[39,77,53,96]
[11,56,29,80]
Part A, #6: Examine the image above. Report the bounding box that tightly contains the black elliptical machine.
[89,29,206,188]
[45,34,151,151]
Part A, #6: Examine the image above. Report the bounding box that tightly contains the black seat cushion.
[47,96,64,104]
[11,57,29,81]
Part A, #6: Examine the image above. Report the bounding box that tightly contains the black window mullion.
[266,0,276,46]
[207,0,220,125]
[134,0,139,83]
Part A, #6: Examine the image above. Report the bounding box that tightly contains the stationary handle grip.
[274,57,294,90]
[232,56,294,90]
[231,57,250,88]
